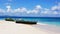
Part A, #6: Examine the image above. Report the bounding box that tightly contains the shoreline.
[0,20,60,34]
[31,23,60,34]
[37,22,60,27]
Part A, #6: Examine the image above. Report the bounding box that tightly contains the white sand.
[0,20,60,34]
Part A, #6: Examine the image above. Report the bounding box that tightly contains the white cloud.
[13,5,42,14]
[0,9,2,11]
[14,7,27,13]
[51,6,58,10]
[6,5,11,9]
[0,4,59,16]
[41,8,51,14]
[26,10,30,14]
[50,3,60,14]
[32,10,38,14]
[58,3,60,10]
[35,5,42,9]
[14,8,20,12]
[34,5,41,13]
[41,11,48,14]
[0,9,4,12]
[27,5,42,14]
[0,9,6,16]
[13,5,59,15]
[20,7,27,12]
[27,10,39,14]
[6,5,12,12]
[44,3,60,15]
[41,7,59,15]
[51,3,60,11]
[53,11,58,14]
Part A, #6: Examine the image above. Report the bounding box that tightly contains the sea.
[0,17,60,27]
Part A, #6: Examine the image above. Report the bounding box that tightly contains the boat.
[16,20,37,24]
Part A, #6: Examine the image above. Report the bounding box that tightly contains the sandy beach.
[0,20,60,34]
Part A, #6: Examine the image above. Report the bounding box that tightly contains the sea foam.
[37,22,48,25]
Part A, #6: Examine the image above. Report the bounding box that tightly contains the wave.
[37,22,48,25]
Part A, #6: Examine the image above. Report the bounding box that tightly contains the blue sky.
[0,0,59,17]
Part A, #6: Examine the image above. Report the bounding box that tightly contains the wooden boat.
[16,20,37,24]
[5,18,14,21]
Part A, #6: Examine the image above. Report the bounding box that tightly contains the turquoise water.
[0,17,60,26]
[18,17,60,26]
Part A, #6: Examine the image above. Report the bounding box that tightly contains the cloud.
[6,5,13,12]
[27,10,39,14]
[6,5,11,8]
[0,4,59,17]
[41,8,50,14]
[51,2,60,11]
[6,5,11,12]
[14,7,27,13]
[58,3,60,10]
[0,9,6,16]
[0,9,6,14]
[35,5,42,9]
[53,11,58,14]
[42,2,60,15]
[50,3,60,15]
[13,5,42,14]
[51,6,58,10]
[0,9,4,12]
[27,5,42,14]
